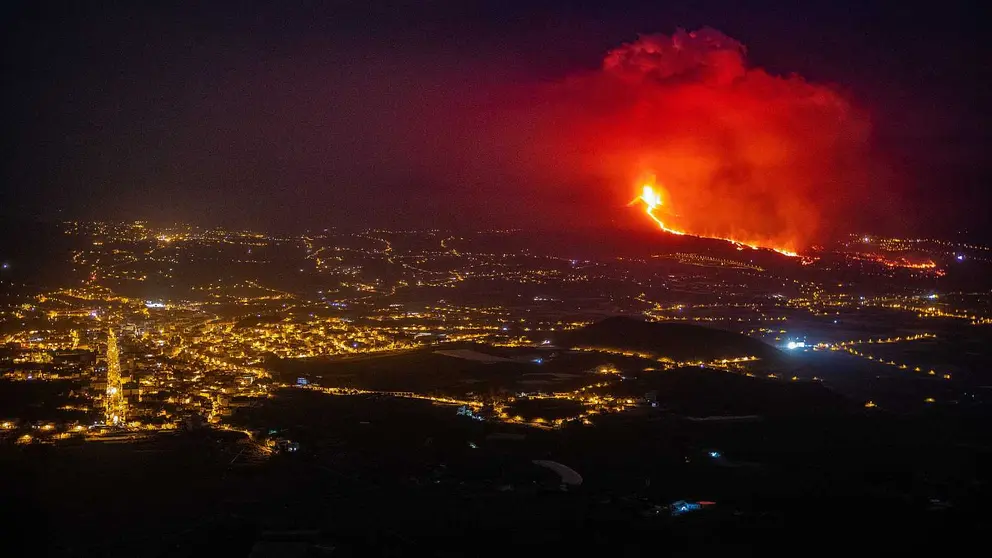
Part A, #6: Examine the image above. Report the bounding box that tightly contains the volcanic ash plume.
[548,27,872,253]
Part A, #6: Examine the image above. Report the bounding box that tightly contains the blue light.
[670,500,704,516]
[708,451,721,459]
[956,254,965,261]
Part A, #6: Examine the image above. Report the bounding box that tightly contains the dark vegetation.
[604,367,852,416]
[557,317,783,361]
[268,346,627,396]
[0,379,91,423]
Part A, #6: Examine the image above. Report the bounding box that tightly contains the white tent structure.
[532,460,583,486]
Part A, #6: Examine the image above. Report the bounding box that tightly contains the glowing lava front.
[630,179,799,257]
[629,184,686,236]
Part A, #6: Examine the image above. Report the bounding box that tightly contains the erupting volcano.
[629,178,684,236]
[538,27,874,253]
[630,176,799,256]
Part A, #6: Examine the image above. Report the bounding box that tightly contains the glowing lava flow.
[629,184,686,236]
[630,181,799,257]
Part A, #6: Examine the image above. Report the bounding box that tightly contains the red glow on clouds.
[539,27,872,253]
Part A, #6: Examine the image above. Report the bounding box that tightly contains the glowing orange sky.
[540,27,872,253]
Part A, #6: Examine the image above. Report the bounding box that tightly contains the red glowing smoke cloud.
[539,27,872,253]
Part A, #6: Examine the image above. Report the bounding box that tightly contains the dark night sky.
[2,1,988,237]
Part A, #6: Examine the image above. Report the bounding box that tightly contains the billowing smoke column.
[547,27,871,253]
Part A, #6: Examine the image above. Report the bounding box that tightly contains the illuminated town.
[3,220,989,442]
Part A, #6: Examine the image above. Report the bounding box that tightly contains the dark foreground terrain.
[2,386,989,557]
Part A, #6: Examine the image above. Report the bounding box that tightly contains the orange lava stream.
[851,253,942,273]
[630,183,799,257]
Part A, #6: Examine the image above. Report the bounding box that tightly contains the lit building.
[104,329,127,426]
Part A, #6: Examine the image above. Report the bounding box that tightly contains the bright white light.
[927,294,938,300]
[786,341,806,350]
[956,254,965,261]
[145,301,166,308]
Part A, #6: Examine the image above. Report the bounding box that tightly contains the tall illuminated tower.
[104,328,126,426]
